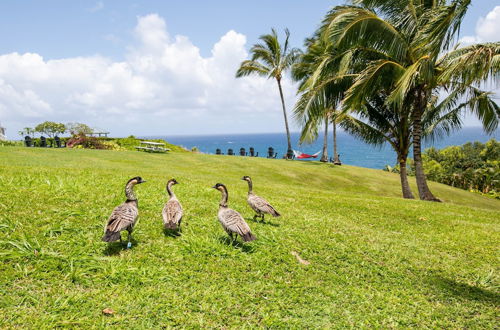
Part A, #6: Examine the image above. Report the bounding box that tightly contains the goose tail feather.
[102,230,121,242]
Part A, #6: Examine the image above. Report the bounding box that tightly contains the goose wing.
[248,194,278,215]
[219,208,251,235]
[162,199,183,225]
[106,203,138,233]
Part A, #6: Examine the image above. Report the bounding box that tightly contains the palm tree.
[292,35,348,163]
[321,0,500,201]
[341,93,415,198]
[236,28,301,156]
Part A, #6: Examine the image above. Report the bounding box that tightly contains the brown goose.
[162,178,183,231]
[242,176,280,222]
[102,176,146,248]
[212,183,256,242]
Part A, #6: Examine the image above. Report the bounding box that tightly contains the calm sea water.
[143,127,498,169]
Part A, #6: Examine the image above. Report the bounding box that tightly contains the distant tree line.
[18,122,94,138]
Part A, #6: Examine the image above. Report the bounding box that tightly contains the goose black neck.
[125,182,137,201]
[166,182,175,197]
[246,179,253,193]
[219,186,228,207]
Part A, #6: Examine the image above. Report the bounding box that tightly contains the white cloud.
[0,14,297,138]
[460,6,500,45]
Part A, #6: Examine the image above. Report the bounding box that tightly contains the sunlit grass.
[0,147,498,327]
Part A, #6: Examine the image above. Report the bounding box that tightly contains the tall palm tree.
[292,35,348,163]
[321,0,500,201]
[236,28,301,155]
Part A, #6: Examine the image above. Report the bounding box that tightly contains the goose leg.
[127,228,133,249]
[253,214,257,221]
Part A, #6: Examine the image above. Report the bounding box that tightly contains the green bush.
[423,139,499,198]
[0,140,23,147]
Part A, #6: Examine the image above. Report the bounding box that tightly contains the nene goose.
[162,178,183,231]
[212,183,256,242]
[242,176,280,222]
[102,176,146,248]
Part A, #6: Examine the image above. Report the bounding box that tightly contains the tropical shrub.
[423,140,499,198]
[67,134,109,150]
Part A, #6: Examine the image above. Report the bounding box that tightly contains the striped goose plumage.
[242,176,280,222]
[162,178,183,231]
[102,176,146,248]
[212,183,256,242]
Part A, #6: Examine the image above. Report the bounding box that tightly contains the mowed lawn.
[0,146,498,328]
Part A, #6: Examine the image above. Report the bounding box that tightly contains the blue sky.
[0,1,498,138]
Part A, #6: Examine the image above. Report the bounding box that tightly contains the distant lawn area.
[0,146,498,328]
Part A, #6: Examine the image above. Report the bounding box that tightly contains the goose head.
[128,176,146,185]
[241,176,251,182]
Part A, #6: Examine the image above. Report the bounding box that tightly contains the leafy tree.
[423,140,499,197]
[66,123,93,136]
[236,28,301,155]
[34,121,66,138]
[18,127,35,138]
[320,0,500,201]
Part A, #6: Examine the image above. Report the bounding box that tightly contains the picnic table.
[135,141,170,153]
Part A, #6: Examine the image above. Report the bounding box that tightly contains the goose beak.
[140,180,146,184]
[211,185,217,189]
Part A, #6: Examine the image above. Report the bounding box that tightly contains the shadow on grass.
[429,276,500,304]
[246,217,280,227]
[163,228,182,238]
[218,236,256,254]
[103,239,139,256]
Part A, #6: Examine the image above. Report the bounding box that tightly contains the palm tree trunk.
[398,156,414,199]
[276,78,292,156]
[412,92,440,202]
[320,117,328,162]
[332,116,340,164]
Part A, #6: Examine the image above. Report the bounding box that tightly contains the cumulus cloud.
[459,6,500,45]
[0,14,296,137]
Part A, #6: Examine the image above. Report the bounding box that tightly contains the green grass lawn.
[0,147,498,328]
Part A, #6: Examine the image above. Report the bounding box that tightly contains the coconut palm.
[292,35,349,163]
[321,0,500,201]
[341,92,415,198]
[236,28,301,155]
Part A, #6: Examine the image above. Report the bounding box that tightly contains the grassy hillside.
[0,147,498,328]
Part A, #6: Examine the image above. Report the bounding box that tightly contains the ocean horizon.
[143,127,499,170]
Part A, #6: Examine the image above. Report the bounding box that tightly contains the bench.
[135,141,170,153]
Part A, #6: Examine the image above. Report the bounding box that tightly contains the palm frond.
[387,55,433,109]
[438,42,500,87]
[322,6,409,62]
[343,59,405,110]
[235,60,271,78]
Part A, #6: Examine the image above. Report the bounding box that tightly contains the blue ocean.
[144,127,498,169]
